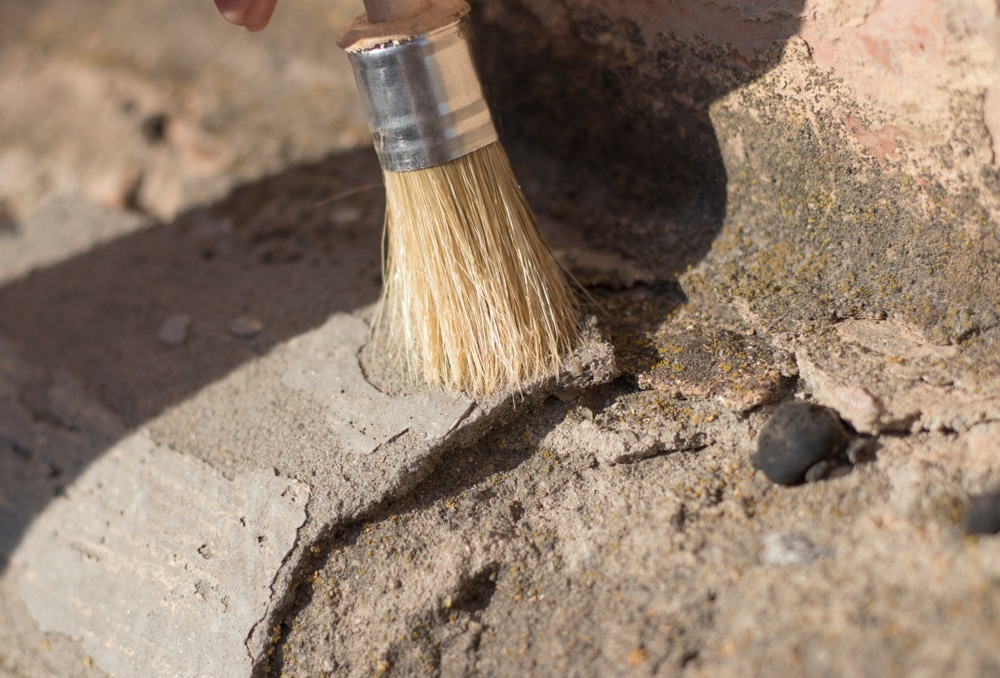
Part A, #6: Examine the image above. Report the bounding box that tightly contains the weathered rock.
[4,0,1000,675]
[3,309,618,677]
[477,0,1000,349]
[637,327,788,412]
[794,323,1000,436]
[541,391,731,466]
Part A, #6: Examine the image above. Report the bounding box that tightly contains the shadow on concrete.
[475,0,806,281]
[0,148,386,571]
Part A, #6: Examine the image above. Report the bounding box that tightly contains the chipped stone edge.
[245,323,618,671]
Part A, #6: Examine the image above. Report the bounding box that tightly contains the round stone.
[964,491,1000,535]
[752,401,851,486]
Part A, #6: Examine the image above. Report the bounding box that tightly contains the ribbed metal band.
[347,14,498,173]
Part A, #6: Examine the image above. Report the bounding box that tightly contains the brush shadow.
[473,0,806,286]
[0,148,386,570]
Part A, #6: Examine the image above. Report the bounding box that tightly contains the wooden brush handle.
[363,0,432,23]
[339,0,469,52]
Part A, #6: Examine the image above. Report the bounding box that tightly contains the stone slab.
[13,434,308,678]
[0,304,479,677]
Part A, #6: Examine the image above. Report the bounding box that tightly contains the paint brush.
[338,0,577,396]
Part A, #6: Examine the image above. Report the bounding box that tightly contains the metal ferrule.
[347,14,498,173]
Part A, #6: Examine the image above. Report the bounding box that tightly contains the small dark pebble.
[803,460,832,483]
[141,112,169,143]
[846,436,876,464]
[753,401,851,485]
[0,200,18,237]
[963,490,1000,535]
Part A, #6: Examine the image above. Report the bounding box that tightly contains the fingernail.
[215,0,250,26]
[222,10,247,25]
[219,11,248,26]
[244,1,272,31]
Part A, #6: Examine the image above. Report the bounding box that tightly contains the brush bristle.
[374,141,578,396]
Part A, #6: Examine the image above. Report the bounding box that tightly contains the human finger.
[214,0,278,31]
[245,0,278,31]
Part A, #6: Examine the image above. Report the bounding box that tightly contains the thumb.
[214,0,278,32]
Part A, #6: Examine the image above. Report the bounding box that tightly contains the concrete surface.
[16,433,309,678]
[1,0,999,677]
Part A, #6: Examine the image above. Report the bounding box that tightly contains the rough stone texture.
[636,325,789,412]
[0,200,150,287]
[264,405,1000,678]
[794,323,1000,437]
[0,204,614,677]
[2,0,1000,676]
[0,572,109,678]
[0,0,369,222]
[474,0,1000,348]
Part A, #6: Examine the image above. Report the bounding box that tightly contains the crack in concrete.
[249,338,618,674]
[245,471,315,668]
